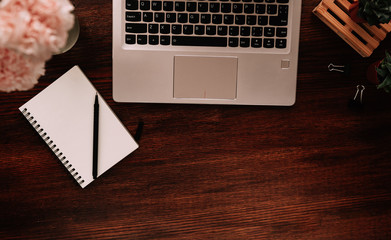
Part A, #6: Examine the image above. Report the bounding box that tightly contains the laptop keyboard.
[125,0,290,49]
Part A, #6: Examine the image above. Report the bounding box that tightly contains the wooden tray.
[313,0,391,57]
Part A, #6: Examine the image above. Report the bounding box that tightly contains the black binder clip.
[348,85,365,110]
[328,63,351,76]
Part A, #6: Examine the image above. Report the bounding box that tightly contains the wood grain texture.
[1,0,391,239]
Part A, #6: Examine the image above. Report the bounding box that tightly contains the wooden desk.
[1,0,391,239]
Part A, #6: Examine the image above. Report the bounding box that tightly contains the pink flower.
[0,47,45,92]
[0,0,74,61]
[0,0,74,92]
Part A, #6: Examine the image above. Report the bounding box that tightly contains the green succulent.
[376,51,391,93]
[358,0,391,25]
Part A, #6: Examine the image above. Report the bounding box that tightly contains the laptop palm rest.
[173,56,238,100]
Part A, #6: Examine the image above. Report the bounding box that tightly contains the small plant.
[349,0,391,25]
[355,0,391,25]
[376,51,391,92]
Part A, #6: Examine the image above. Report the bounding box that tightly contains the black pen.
[92,93,99,179]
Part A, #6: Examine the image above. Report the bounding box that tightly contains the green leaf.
[375,50,391,93]
[377,73,391,93]
[358,0,391,25]
[385,62,391,74]
[377,67,388,78]
[386,50,391,62]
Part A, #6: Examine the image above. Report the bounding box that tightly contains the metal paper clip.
[353,85,365,103]
[348,85,365,109]
[328,63,351,75]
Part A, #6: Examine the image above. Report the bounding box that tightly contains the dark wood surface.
[1,0,391,239]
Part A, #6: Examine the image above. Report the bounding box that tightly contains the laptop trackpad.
[173,56,238,99]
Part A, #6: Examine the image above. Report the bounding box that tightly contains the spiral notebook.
[19,66,139,188]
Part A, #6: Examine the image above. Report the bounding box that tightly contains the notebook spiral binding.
[22,108,85,186]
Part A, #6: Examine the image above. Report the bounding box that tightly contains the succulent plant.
[357,0,391,25]
[376,51,391,92]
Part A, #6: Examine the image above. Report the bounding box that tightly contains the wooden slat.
[337,0,351,12]
[362,23,387,41]
[381,23,391,32]
[313,0,391,57]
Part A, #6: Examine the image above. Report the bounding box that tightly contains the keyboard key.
[279,4,289,16]
[276,27,287,37]
[189,13,200,23]
[178,13,188,23]
[210,3,220,13]
[258,16,268,25]
[126,0,138,10]
[195,25,205,35]
[235,15,245,25]
[221,3,231,13]
[240,26,250,36]
[154,12,165,22]
[244,4,254,14]
[233,3,243,13]
[198,2,209,12]
[160,35,170,45]
[172,24,182,34]
[270,5,289,26]
[183,25,194,34]
[229,37,239,47]
[140,1,150,10]
[277,0,289,3]
[126,23,147,33]
[175,2,185,11]
[148,24,158,33]
[152,1,162,10]
[264,38,274,48]
[229,26,239,36]
[143,12,153,22]
[125,34,136,44]
[251,38,262,48]
[270,15,288,26]
[206,25,217,35]
[276,39,287,48]
[137,35,147,44]
[166,12,176,22]
[160,24,170,34]
[212,14,223,24]
[256,4,266,14]
[201,14,211,24]
[172,36,227,47]
[264,27,275,37]
[218,26,228,35]
[224,15,234,24]
[163,1,173,11]
[149,35,159,45]
[240,38,250,48]
[252,27,262,36]
[247,15,257,25]
[126,12,141,22]
[186,2,197,12]
[267,4,277,14]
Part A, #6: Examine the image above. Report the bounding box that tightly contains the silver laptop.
[113,0,301,105]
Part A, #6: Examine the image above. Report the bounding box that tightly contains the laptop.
[113,0,302,106]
